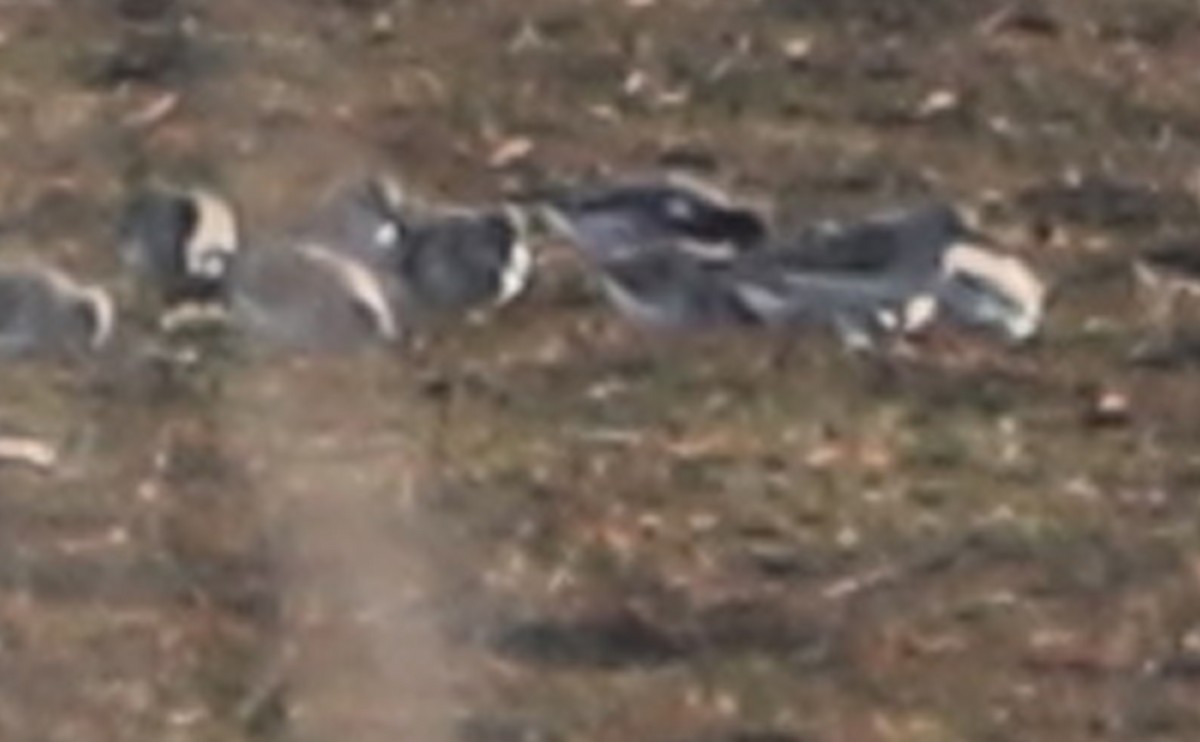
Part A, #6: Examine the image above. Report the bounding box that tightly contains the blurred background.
[2,0,1200,740]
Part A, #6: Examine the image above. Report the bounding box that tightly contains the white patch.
[79,285,116,349]
[498,238,533,305]
[185,189,239,279]
[372,174,407,212]
[496,206,534,305]
[901,293,939,332]
[677,238,738,262]
[663,172,733,207]
[832,314,877,352]
[1133,261,1164,291]
[30,268,114,351]
[299,244,399,341]
[373,221,401,249]
[536,204,580,243]
[36,266,76,299]
[943,243,1046,340]
[732,281,792,319]
[194,251,230,280]
[0,435,58,470]
[159,301,231,333]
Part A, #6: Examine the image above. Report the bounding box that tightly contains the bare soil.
[3,1,1200,740]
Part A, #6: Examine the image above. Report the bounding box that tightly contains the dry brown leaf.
[917,88,960,117]
[781,36,814,64]
[123,91,180,128]
[0,435,58,470]
[664,432,736,459]
[488,136,534,168]
[623,69,650,96]
[805,441,846,469]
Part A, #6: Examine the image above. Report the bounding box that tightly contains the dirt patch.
[4,1,1200,741]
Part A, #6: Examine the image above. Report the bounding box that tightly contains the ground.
[2,0,1200,740]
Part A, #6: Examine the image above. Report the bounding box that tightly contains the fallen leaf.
[122,91,179,128]
[0,436,58,470]
[623,69,650,96]
[1083,387,1131,427]
[488,136,534,168]
[781,36,814,64]
[917,88,960,117]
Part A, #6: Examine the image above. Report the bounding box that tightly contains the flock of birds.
[0,172,1049,361]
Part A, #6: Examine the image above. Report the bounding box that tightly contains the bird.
[1115,238,1200,364]
[588,242,758,330]
[384,204,533,318]
[568,201,973,345]
[224,241,399,353]
[728,266,922,350]
[728,202,1046,346]
[535,174,768,264]
[1137,241,1200,284]
[1132,239,1200,326]
[0,264,115,359]
[752,202,968,284]
[722,202,974,348]
[301,174,534,319]
[116,182,239,320]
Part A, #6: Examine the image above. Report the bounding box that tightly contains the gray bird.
[0,265,115,359]
[116,183,239,310]
[302,175,533,319]
[590,243,758,329]
[722,203,972,347]
[225,241,399,353]
[728,267,921,350]
[1132,239,1200,326]
[385,204,533,317]
[536,174,767,263]
[729,202,1045,346]
[752,202,967,284]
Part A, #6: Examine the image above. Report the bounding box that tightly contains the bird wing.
[764,202,966,277]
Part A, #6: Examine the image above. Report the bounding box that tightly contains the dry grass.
[3,1,1200,740]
